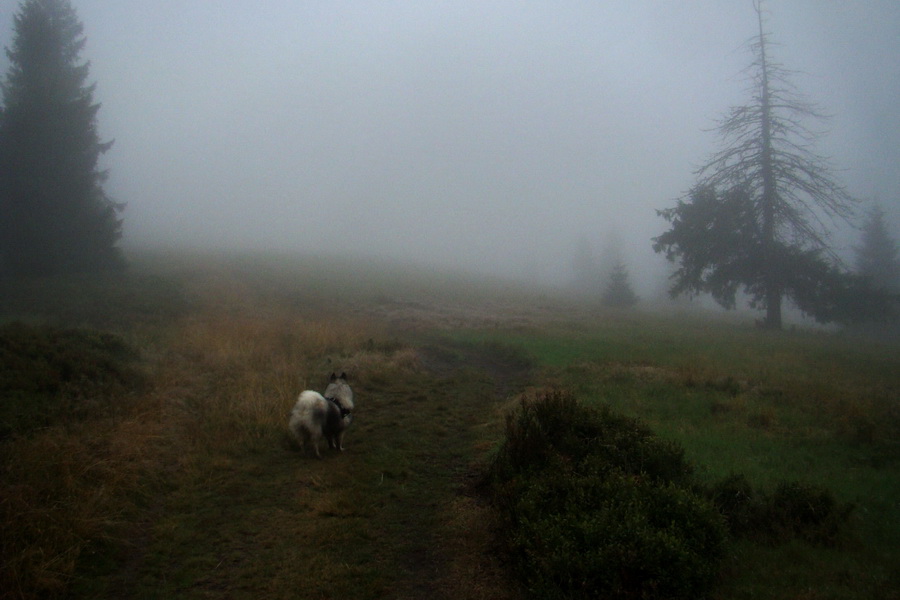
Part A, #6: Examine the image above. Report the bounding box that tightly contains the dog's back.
[289,391,332,458]
[289,373,354,458]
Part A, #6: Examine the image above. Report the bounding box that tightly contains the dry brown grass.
[0,253,537,599]
[1,398,169,598]
[0,259,392,598]
[158,310,389,456]
[433,496,524,600]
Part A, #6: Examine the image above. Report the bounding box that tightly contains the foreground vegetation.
[1,250,897,599]
[486,390,859,599]
[456,317,899,599]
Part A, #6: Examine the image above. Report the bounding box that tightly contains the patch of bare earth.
[357,297,567,332]
[380,340,530,600]
[408,343,530,600]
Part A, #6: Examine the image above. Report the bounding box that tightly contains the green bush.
[509,470,725,599]
[706,473,757,536]
[707,474,853,545]
[486,390,856,598]
[491,389,694,486]
[765,481,853,545]
[487,390,727,599]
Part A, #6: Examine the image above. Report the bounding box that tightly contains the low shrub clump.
[486,389,727,599]
[485,389,857,599]
[707,474,853,545]
[0,323,141,438]
[490,388,695,486]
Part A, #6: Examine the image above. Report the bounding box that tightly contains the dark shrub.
[0,323,140,437]
[491,389,579,479]
[510,470,726,599]
[765,481,853,545]
[491,389,693,487]
[707,473,757,535]
[706,475,853,545]
[487,389,726,599]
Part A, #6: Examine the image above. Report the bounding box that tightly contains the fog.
[2,1,899,296]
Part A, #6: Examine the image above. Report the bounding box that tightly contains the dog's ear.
[340,372,347,380]
[330,372,337,382]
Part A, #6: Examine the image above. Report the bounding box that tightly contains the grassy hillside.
[452,318,899,599]
[1,250,897,599]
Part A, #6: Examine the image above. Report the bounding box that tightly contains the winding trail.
[86,336,530,599]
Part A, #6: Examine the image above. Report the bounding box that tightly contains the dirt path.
[77,335,530,599]
[379,338,531,600]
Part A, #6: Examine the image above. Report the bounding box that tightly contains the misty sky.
[1,1,898,292]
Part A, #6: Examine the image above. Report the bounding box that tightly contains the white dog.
[289,373,354,458]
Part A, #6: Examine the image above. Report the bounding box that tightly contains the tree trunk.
[756,1,783,329]
[765,289,782,329]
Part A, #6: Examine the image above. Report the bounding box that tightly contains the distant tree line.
[0,0,123,278]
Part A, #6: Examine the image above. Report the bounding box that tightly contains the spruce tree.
[0,0,123,277]
[602,260,639,308]
[855,206,900,293]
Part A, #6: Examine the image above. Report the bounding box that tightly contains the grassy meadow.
[1,250,898,599]
[452,317,899,598]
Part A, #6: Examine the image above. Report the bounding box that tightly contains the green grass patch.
[452,318,899,599]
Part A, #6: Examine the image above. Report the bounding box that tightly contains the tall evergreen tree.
[855,205,900,293]
[653,2,856,329]
[0,0,123,277]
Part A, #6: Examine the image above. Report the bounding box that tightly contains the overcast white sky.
[1,1,898,292]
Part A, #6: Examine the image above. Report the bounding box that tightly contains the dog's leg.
[295,428,307,454]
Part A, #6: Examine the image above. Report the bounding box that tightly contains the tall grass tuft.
[159,311,387,456]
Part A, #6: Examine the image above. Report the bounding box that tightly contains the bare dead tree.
[656,1,857,328]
